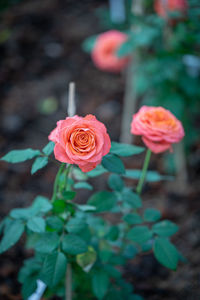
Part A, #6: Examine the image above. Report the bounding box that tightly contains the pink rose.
[154,0,188,18]
[48,115,111,172]
[92,30,129,73]
[131,106,184,153]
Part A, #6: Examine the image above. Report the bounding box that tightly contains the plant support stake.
[120,0,144,143]
[66,81,76,300]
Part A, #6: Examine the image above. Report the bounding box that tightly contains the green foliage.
[10,196,52,221]
[0,219,25,253]
[123,213,143,225]
[82,35,98,53]
[127,226,152,245]
[42,141,55,155]
[1,148,41,163]
[102,154,125,174]
[76,246,97,272]
[152,220,179,237]
[92,269,109,300]
[27,217,46,233]
[110,142,144,157]
[32,196,52,214]
[108,174,124,191]
[88,191,116,212]
[40,252,67,287]
[31,156,48,174]
[53,199,67,214]
[35,232,60,253]
[143,208,161,222]
[46,216,64,232]
[87,165,107,177]
[153,237,179,270]
[74,181,93,190]
[124,169,173,182]
[62,234,88,255]
[66,217,87,234]
[22,276,38,299]
[117,25,161,57]
[121,188,142,208]
[62,191,76,200]
[105,226,119,241]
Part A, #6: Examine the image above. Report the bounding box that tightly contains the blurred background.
[0,0,199,299]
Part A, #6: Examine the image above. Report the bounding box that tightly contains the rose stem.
[51,163,66,202]
[120,0,144,143]
[65,82,76,300]
[136,148,151,195]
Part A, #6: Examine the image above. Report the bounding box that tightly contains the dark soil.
[0,0,199,299]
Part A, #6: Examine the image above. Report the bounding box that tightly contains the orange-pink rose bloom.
[48,115,111,172]
[154,0,188,18]
[92,30,129,73]
[131,106,184,154]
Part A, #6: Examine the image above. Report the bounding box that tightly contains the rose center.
[70,128,95,154]
[144,110,177,129]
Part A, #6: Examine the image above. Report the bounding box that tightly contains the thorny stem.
[136,149,151,195]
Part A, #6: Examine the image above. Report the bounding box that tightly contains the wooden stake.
[120,0,144,143]
[65,82,76,300]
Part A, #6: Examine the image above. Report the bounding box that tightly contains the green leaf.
[32,196,52,214]
[141,240,153,252]
[18,256,42,284]
[31,156,48,174]
[10,207,34,220]
[62,234,87,255]
[42,141,55,155]
[40,252,67,287]
[76,204,96,212]
[152,220,179,237]
[1,148,41,163]
[108,174,124,191]
[72,167,89,181]
[102,154,125,174]
[124,170,173,182]
[46,216,64,232]
[127,226,152,245]
[87,165,107,177]
[153,237,179,270]
[92,269,109,300]
[122,189,142,208]
[123,244,138,259]
[22,276,38,299]
[123,213,143,225]
[74,181,93,190]
[82,35,98,53]
[110,142,144,157]
[27,217,46,233]
[66,217,86,234]
[104,265,121,279]
[88,191,116,212]
[53,199,67,214]
[35,232,59,253]
[117,36,135,57]
[62,191,76,200]
[105,226,119,241]
[0,220,25,253]
[76,246,97,272]
[144,208,161,222]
